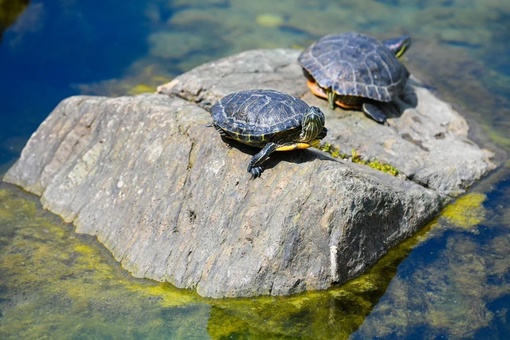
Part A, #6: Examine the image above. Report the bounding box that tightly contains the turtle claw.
[247,142,277,179]
[248,166,264,179]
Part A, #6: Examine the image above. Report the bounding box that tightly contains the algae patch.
[0,184,208,339]
[0,183,411,339]
[441,192,486,229]
[319,142,400,176]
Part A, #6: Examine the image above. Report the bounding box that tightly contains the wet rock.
[3,49,496,298]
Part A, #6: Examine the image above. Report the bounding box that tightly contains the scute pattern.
[298,32,409,102]
[211,89,310,138]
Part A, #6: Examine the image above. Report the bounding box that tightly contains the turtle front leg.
[247,142,278,178]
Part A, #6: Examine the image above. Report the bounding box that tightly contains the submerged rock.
[3,49,496,298]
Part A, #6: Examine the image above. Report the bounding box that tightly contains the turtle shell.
[298,32,409,102]
[211,89,313,146]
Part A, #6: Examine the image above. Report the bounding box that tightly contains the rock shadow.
[219,136,335,177]
[384,81,419,119]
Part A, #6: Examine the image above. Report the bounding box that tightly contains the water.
[1,0,510,338]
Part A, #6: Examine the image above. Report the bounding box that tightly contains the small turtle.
[210,89,327,178]
[298,32,411,124]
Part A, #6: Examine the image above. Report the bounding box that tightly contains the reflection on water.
[1,0,510,338]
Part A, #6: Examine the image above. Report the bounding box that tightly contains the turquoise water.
[1,0,510,338]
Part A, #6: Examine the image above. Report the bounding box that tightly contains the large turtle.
[298,32,411,124]
[210,89,327,178]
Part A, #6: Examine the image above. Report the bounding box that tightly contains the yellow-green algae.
[319,142,400,176]
[356,221,510,338]
[207,212,436,340]
[128,83,156,95]
[441,192,487,229]
[1,181,508,338]
[353,180,510,338]
[131,0,510,161]
[0,182,427,339]
[2,0,508,337]
[0,184,207,339]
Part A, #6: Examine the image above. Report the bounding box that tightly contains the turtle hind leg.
[362,102,388,125]
[247,142,278,179]
[213,124,235,148]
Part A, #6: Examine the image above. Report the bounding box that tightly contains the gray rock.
[159,49,495,196]
[3,49,495,298]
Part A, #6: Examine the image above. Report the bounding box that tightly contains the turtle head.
[299,106,326,142]
[383,35,411,58]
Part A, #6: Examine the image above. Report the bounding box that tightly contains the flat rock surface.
[3,49,496,298]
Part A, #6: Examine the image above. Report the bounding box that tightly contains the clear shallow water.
[1,0,510,338]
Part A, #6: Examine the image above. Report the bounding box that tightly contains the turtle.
[298,31,411,124]
[210,89,327,178]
